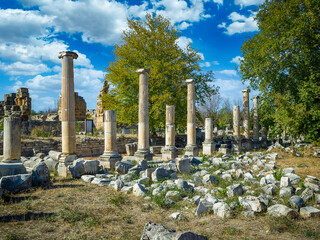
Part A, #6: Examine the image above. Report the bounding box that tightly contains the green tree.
[103,14,218,135]
[240,0,320,142]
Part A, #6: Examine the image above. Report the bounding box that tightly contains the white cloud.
[177,22,192,30]
[218,69,238,77]
[235,0,265,7]
[0,61,50,75]
[218,12,258,35]
[200,62,211,67]
[198,52,205,60]
[176,36,193,51]
[212,61,219,65]
[230,56,243,65]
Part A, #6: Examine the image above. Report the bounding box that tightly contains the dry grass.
[0,149,320,240]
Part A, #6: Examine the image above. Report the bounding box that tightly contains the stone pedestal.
[203,118,214,155]
[99,110,122,168]
[252,96,260,149]
[242,89,250,139]
[58,50,78,177]
[184,79,198,156]
[162,105,177,161]
[3,117,21,163]
[219,144,230,154]
[134,68,153,161]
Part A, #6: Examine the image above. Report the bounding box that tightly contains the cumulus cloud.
[0,61,51,76]
[218,69,238,77]
[234,0,265,8]
[176,36,193,51]
[218,12,258,35]
[230,56,243,65]
[200,62,211,67]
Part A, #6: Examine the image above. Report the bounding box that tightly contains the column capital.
[136,68,150,74]
[185,79,194,83]
[253,95,259,100]
[242,89,250,93]
[58,51,78,59]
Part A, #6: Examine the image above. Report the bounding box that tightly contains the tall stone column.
[134,68,152,161]
[162,105,177,161]
[3,117,21,163]
[252,96,260,148]
[242,89,250,138]
[184,79,198,156]
[99,110,122,168]
[58,51,78,177]
[203,118,215,155]
[232,105,241,153]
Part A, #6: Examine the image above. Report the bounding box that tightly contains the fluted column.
[184,79,198,156]
[3,117,21,163]
[99,110,122,168]
[134,68,153,161]
[162,105,177,160]
[203,118,215,155]
[58,51,78,177]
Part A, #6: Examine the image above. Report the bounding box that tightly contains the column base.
[202,142,215,156]
[134,149,153,161]
[0,163,27,178]
[99,152,122,169]
[232,140,242,154]
[58,154,77,177]
[184,144,199,157]
[161,146,178,161]
[241,138,252,151]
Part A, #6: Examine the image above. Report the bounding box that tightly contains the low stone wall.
[22,121,61,136]
[0,137,138,158]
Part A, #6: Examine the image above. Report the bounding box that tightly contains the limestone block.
[227,184,244,197]
[176,157,191,174]
[151,167,170,182]
[267,204,298,218]
[300,206,320,218]
[32,162,50,186]
[0,174,32,193]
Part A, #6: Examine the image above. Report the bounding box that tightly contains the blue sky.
[0,0,263,111]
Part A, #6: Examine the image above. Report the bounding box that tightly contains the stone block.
[176,157,191,174]
[0,174,32,193]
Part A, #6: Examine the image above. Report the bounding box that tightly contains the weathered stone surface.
[44,157,58,172]
[166,191,182,202]
[169,212,186,220]
[110,179,124,191]
[300,206,320,218]
[176,157,191,174]
[304,176,320,193]
[280,177,292,188]
[115,161,134,174]
[140,222,208,240]
[81,175,95,183]
[239,196,266,213]
[213,202,231,218]
[279,187,292,198]
[261,185,275,196]
[152,167,170,182]
[195,200,210,216]
[289,196,303,210]
[301,188,314,203]
[175,179,193,191]
[227,184,244,197]
[0,163,27,178]
[133,183,147,197]
[0,174,32,193]
[32,162,50,186]
[267,204,298,218]
[91,177,110,186]
[159,162,177,173]
[125,143,137,156]
[202,174,216,185]
[285,173,300,185]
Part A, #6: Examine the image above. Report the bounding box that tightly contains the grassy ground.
[0,150,319,240]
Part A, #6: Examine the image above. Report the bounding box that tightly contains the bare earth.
[0,149,319,240]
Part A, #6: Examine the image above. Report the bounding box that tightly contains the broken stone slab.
[267,204,298,218]
[202,174,216,185]
[91,177,110,187]
[43,157,58,172]
[169,212,186,220]
[121,186,133,194]
[81,175,95,183]
[285,173,300,185]
[0,163,27,178]
[115,161,134,174]
[279,187,293,198]
[0,174,32,193]
[227,184,244,198]
[159,162,177,173]
[193,175,203,186]
[32,162,50,186]
[175,179,193,191]
[140,222,208,240]
[48,151,63,161]
[151,167,170,182]
[239,196,267,213]
[176,157,191,174]
[301,188,314,203]
[23,157,43,168]
[195,199,211,216]
[289,195,303,210]
[300,206,320,218]
[261,185,275,196]
[133,183,147,197]
[109,179,124,191]
[304,176,320,193]
[282,168,295,174]
[165,191,182,202]
[280,176,292,188]
[212,202,231,218]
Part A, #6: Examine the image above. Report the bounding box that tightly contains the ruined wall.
[58,92,87,121]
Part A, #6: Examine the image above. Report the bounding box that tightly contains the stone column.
[162,105,177,161]
[99,110,122,168]
[58,51,78,177]
[253,96,260,148]
[242,89,250,139]
[203,118,215,155]
[134,68,152,161]
[3,117,21,163]
[232,105,241,153]
[184,79,198,156]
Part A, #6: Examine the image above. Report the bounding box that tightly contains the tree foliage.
[103,14,218,134]
[240,0,320,142]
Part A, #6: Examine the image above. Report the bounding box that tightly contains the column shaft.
[253,96,259,142]
[3,117,21,163]
[233,106,240,139]
[204,118,213,143]
[242,89,250,138]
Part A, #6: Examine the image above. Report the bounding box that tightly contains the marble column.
[184,79,198,156]
[203,118,215,155]
[58,51,78,177]
[232,105,241,153]
[99,110,122,168]
[134,68,153,161]
[3,116,21,163]
[162,105,177,161]
[242,89,250,138]
[253,96,260,148]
